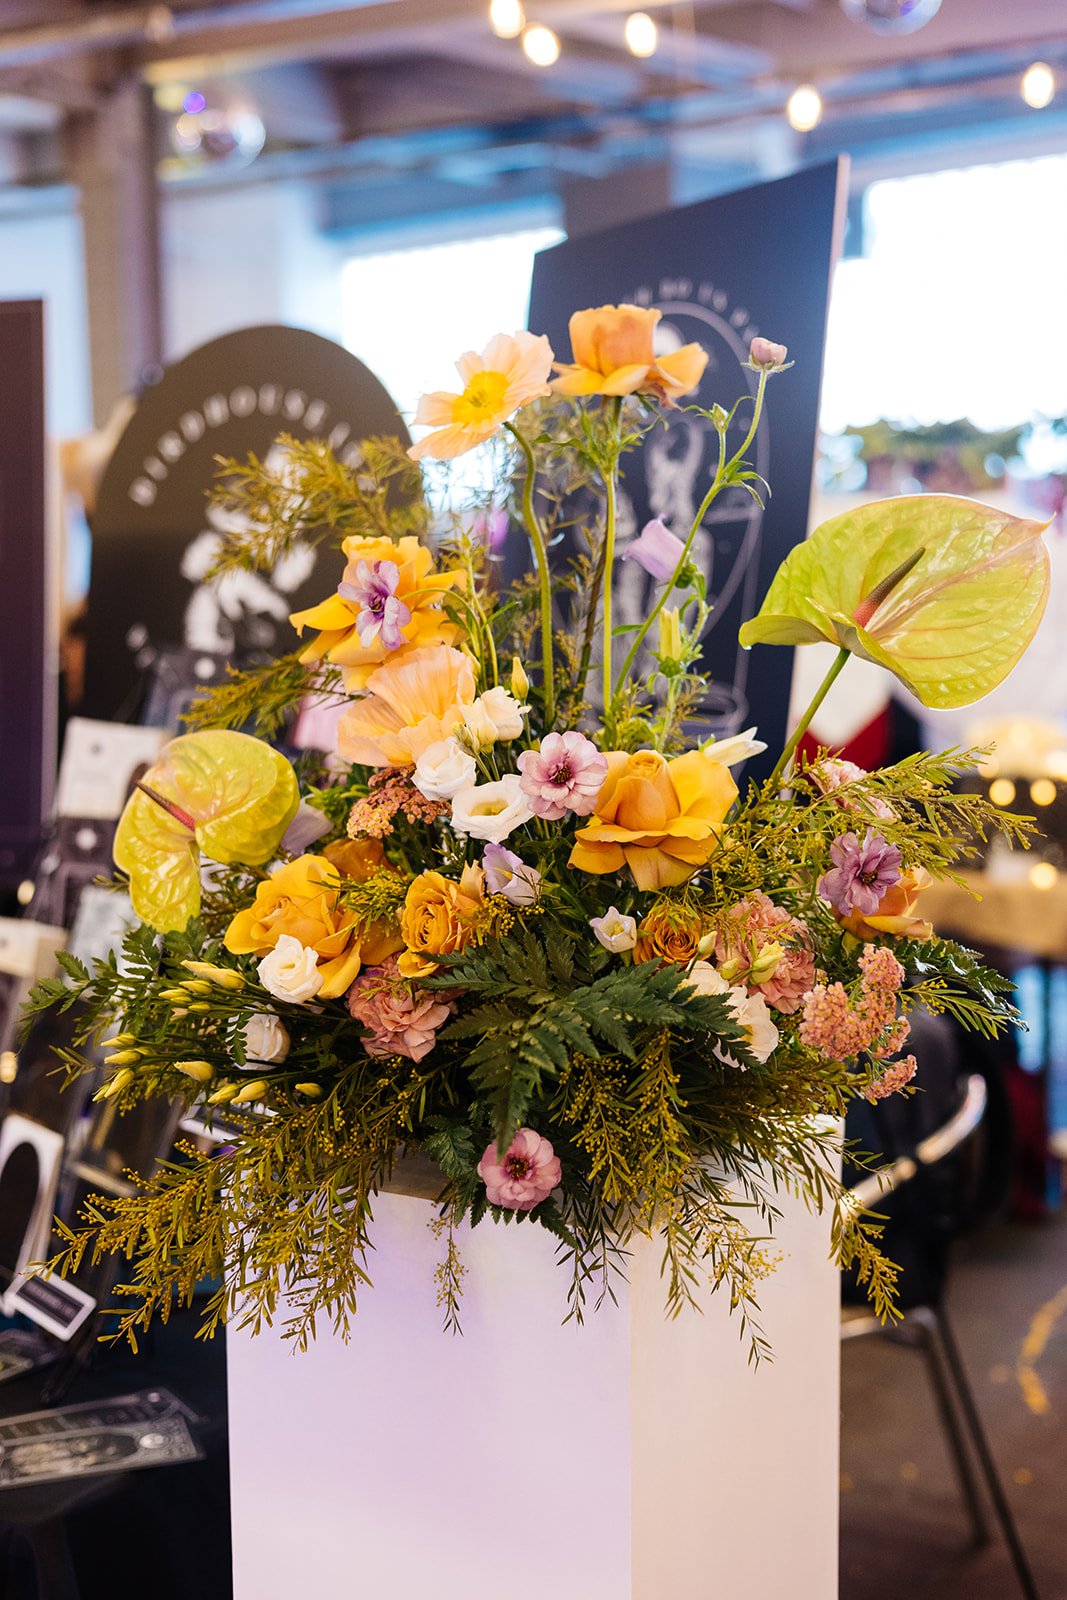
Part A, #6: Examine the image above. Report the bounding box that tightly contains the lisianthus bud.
[295,1082,323,1098]
[749,940,785,985]
[181,960,245,992]
[182,979,213,996]
[104,1048,142,1065]
[718,956,744,984]
[207,1082,239,1105]
[94,1067,135,1101]
[659,607,682,665]
[231,1078,270,1105]
[510,656,530,700]
[749,337,788,370]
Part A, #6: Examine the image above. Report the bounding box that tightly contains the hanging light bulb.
[489,0,525,39]
[786,84,823,132]
[624,12,658,58]
[839,0,941,34]
[522,23,560,65]
[1021,62,1055,109]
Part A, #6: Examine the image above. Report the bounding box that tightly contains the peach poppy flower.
[551,304,707,402]
[338,645,476,768]
[569,748,736,891]
[407,331,554,461]
[289,534,464,691]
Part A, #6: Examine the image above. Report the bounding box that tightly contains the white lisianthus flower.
[257,935,323,1004]
[243,1011,291,1065]
[451,774,533,844]
[685,959,779,1067]
[590,906,638,953]
[411,736,477,801]
[701,727,767,768]
[476,686,529,742]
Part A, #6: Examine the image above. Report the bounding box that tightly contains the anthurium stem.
[506,422,555,729]
[764,646,850,793]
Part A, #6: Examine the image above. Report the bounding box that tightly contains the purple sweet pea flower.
[517,731,607,821]
[482,842,541,907]
[818,829,902,918]
[338,559,412,652]
[623,519,685,582]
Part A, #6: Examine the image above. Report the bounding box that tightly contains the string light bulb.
[522,23,560,65]
[489,0,525,39]
[1021,62,1055,110]
[624,12,658,57]
[787,84,823,132]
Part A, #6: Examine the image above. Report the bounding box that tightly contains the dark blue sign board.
[528,160,847,779]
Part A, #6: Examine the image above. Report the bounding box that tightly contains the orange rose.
[289,535,464,690]
[569,749,736,892]
[398,864,486,977]
[225,854,401,997]
[634,902,704,965]
[551,304,707,402]
[322,837,390,882]
[840,869,934,942]
[338,645,476,768]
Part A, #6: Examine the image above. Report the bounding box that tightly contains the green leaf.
[739,495,1049,708]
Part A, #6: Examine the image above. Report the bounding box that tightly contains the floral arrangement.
[29,305,1050,1351]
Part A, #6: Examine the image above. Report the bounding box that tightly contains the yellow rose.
[551,304,708,402]
[634,902,704,966]
[322,836,390,882]
[225,854,401,998]
[840,869,934,943]
[398,864,485,977]
[569,749,736,892]
[289,534,464,690]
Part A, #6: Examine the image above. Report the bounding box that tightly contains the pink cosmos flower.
[818,830,901,918]
[347,956,453,1062]
[482,842,541,906]
[517,731,607,821]
[338,560,412,653]
[623,518,685,582]
[477,1127,561,1211]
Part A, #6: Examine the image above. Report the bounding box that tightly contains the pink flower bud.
[749,337,789,370]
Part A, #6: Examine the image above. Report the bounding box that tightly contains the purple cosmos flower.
[818,829,902,918]
[517,731,607,821]
[623,519,685,582]
[338,559,412,652]
[482,842,541,907]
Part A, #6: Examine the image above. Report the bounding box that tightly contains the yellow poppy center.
[452,369,509,426]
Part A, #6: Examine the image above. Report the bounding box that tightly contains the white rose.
[476,686,528,742]
[451,774,533,844]
[685,960,779,1067]
[257,935,323,1004]
[243,1011,291,1065]
[412,737,477,801]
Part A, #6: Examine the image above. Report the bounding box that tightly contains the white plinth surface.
[228,1181,840,1600]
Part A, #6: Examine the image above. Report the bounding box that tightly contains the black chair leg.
[933,1302,1043,1600]
[906,1308,992,1546]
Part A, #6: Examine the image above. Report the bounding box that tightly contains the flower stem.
[505,422,555,730]
[764,646,851,793]
[601,455,620,725]
[614,369,769,697]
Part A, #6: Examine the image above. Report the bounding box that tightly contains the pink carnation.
[716,892,815,1015]
[517,731,607,821]
[347,957,453,1062]
[477,1127,561,1211]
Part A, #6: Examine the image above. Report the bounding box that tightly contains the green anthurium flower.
[114,730,300,933]
[738,494,1050,709]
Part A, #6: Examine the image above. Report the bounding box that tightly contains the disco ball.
[839,0,942,34]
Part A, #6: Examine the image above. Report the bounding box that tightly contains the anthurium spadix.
[738,495,1050,709]
[114,730,300,932]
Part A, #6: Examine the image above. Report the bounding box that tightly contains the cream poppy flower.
[408,331,554,461]
[338,645,476,767]
[551,304,707,402]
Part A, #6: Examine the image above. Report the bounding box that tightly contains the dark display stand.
[528,161,847,779]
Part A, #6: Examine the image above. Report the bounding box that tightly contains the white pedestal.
[228,1177,840,1599]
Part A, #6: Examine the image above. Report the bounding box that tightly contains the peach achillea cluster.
[798,943,910,1065]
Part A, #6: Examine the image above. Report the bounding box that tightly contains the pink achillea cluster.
[865,1054,919,1102]
[716,891,815,1014]
[347,767,449,839]
[799,943,910,1063]
[347,955,454,1061]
